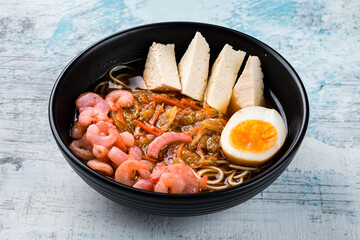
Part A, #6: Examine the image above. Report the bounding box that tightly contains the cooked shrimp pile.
[69,90,208,193]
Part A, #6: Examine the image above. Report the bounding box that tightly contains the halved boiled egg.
[221,106,286,166]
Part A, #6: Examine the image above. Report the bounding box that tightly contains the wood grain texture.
[0,0,359,239]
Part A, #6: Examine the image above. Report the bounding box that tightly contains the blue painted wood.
[0,0,359,239]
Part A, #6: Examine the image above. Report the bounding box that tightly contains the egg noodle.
[190,160,259,190]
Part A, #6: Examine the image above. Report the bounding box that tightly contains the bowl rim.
[49,21,309,198]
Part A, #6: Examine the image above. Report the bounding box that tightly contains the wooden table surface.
[1,0,359,239]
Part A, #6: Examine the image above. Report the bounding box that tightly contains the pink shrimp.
[80,133,93,151]
[71,121,87,139]
[150,165,168,184]
[150,163,206,194]
[133,179,154,191]
[69,140,95,160]
[147,132,192,158]
[78,108,110,127]
[114,160,152,186]
[92,144,109,161]
[86,121,118,147]
[108,146,128,167]
[78,101,110,115]
[154,173,186,194]
[108,138,140,166]
[140,160,155,172]
[96,121,115,133]
[128,146,143,161]
[198,175,208,191]
[119,132,135,147]
[153,161,167,172]
[95,101,110,114]
[87,159,114,176]
[105,90,134,111]
[163,164,205,194]
[114,134,127,151]
[76,92,110,113]
[76,92,103,109]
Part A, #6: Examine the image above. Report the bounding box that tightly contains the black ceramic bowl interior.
[49,22,309,216]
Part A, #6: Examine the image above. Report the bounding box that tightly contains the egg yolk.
[229,120,278,153]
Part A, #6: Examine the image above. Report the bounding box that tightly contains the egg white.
[220,106,286,166]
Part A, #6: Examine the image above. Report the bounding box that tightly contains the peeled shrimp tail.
[198,176,208,191]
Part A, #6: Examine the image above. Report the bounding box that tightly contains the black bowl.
[49,22,309,216]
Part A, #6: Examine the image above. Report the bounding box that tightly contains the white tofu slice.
[228,56,265,114]
[205,44,246,114]
[178,32,210,101]
[143,42,181,92]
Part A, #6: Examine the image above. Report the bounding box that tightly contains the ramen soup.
[69,34,287,194]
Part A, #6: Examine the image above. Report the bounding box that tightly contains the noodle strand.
[234,171,249,179]
[197,166,224,185]
[229,164,259,171]
[227,171,244,186]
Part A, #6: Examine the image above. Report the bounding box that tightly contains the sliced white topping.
[228,56,264,114]
[178,32,210,101]
[205,44,246,114]
[143,42,181,92]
